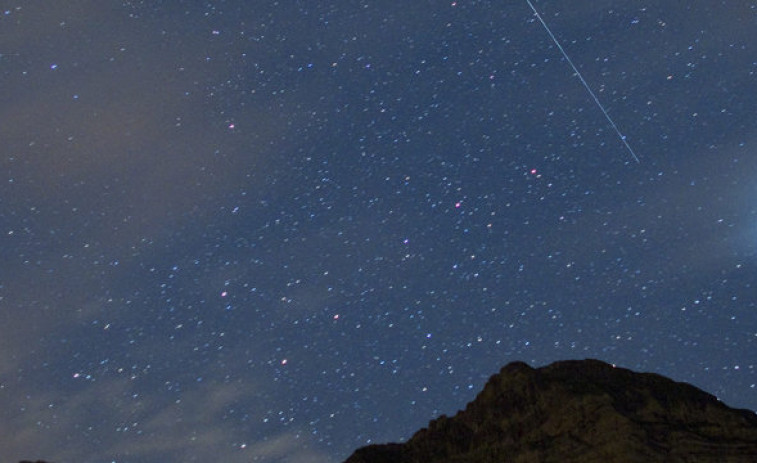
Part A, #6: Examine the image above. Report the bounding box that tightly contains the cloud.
[0,370,335,463]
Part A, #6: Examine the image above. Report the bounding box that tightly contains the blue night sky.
[1,1,756,462]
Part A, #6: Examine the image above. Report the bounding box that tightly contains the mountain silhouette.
[344,359,757,462]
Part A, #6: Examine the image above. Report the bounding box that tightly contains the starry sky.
[1,1,756,462]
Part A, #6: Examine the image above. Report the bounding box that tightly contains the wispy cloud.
[1,367,335,462]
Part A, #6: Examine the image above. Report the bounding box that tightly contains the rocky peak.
[345,359,757,462]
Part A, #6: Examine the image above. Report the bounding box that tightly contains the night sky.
[1,1,756,462]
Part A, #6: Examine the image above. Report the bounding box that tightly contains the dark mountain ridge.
[344,359,757,462]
